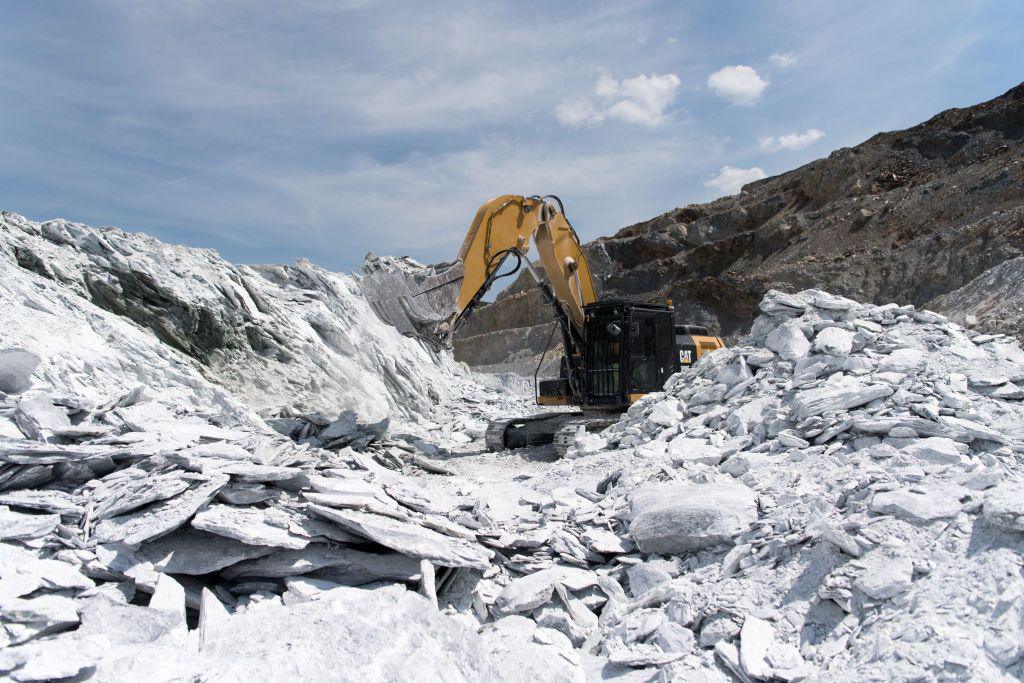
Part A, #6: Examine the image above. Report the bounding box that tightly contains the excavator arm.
[448,194,597,336]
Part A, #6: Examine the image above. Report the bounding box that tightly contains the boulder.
[627,483,757,554]
[983,482,1024,532]
[814,327,854,356]
[0,349,40,394]
[765,322,810,361]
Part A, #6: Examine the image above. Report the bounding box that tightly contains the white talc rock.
[814,327,855,356]
[197,585,523,681]
[191,504,309,550]
[667,436,723,466]
[876,348,927,374]
[854,556,914,600]
[794,381,894,419]
[900,437,967,465]
[870,487,962,521]
[628,482,757,554]
[0,507,60,541]
[93,474,229,546]
[647,399,682,427]
[308,505,493,570]
[982,482,1024,532]
[766,322,811,361]
[739,616,775,679]
[0,348,40,394]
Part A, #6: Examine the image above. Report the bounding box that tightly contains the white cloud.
[704,165,767,196]
[707,65,769,105]
[759,128,825,151]
[555,73,680,128]
[769,52,798,68]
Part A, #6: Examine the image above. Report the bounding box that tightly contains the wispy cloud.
[769,52,798,68]
[704,166,767,196]
[760,128,825,151]
[707,65,769,105]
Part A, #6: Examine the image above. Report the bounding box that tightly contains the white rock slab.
[628,482,757,554]
[854,556,913,599]
[93,474,228,546]
[667,436,723,466]
[870,487,961,521]
[983,482,1024,532]
[191,504,309,550]
[307,505,493,570]
[139,528,277,574]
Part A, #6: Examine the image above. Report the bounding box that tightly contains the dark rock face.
[455,82,1024,371]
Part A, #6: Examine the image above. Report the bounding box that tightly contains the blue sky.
[2,1,1022,272]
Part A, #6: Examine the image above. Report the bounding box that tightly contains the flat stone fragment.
[92,471,193,520]
[0,507,60,541]
[581,528,635,555]
[983,483,1024,531]
[1,634,102,683]
[191,504,309,550]
[308,505,493,570]
[0,349,40,394]
[628,482,757,554]
[493,566,599,615]
[14,395,69,441]
[0,594,79,630]
[18,557,93,591]
[0,490,84,517]
[900,437,966,464]
[92,474,228,546]
[199,588,231,650]
[139,528,277,574]
[221,543,420,583]
[739,616,775,679]
[870,487,961,521]
[794,381,894,419]
[855,557,914,599]
[667,436,723,465]
[0,441,137,465]
[938,415,1008,444]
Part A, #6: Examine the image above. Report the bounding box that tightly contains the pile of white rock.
[503,288,1023,680]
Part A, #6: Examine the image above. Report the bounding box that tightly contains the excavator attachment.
[449,195,596,334]
[360,255,465,348]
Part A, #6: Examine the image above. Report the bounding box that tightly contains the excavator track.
[485,411,618,456]
[552,415,618,457]
[484,419,516,452]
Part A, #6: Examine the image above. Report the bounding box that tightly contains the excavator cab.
[582,302,677,408]
[539,301,722,410]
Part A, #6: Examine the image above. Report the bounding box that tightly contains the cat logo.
[679,349,693,365]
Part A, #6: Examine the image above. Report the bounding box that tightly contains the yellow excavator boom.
[449,194,596,334]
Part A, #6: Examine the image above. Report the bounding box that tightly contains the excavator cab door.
[626,307,676,399]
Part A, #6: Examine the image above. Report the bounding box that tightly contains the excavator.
[375,194,725,455]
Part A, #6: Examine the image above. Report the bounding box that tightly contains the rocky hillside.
[455,82,1024,373]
